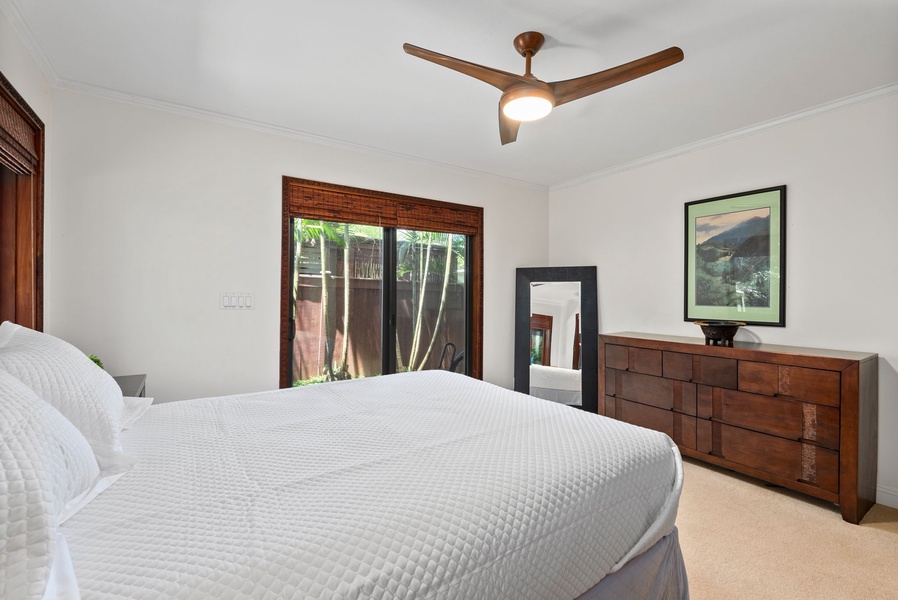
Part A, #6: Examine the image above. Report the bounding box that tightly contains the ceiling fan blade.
[499,107,521,145]
[403,43,530,91]
[550,47,684,107]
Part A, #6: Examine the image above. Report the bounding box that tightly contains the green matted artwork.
[684,186,786,326]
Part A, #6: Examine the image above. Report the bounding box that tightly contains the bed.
[0,322,688,600]
[529,364,582,406]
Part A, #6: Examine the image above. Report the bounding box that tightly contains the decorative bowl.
[694,321,746,347]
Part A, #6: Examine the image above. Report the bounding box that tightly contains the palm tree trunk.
[418,234,454,369]
[292,219,303,311]
[320,232,335,381]
[395,331,404,372]
[338,223,351,379]
[408,234,433,368]
[291,219,304,382]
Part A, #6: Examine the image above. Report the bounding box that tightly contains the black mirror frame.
[514,266,598,413]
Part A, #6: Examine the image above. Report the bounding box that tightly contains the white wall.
[0,7,52,123]
[45,89,548,402]
[0,4,53,240]
[549,93,898,508]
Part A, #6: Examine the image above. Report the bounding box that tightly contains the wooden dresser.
[599,332,878,523]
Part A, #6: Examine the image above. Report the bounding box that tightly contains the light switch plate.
[220,292,254,310]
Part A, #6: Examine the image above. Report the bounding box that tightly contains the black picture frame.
[684,186,786,326]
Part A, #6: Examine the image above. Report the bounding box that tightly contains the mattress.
[529,386,582,406]
[529,364,581,392]
[529,364,582,406]
[61,371,683,599]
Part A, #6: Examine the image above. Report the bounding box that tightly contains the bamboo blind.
[284,177,482,235]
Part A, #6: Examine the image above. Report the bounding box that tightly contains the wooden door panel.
[0,167,15,322]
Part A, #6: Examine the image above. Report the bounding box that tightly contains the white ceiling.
[532,282,580,306]
[6,0,898,188]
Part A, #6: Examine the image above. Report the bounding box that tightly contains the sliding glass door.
[290,219,383,385]
[280,177,483,388]
[288,220,469,386]
[395,230,467,374]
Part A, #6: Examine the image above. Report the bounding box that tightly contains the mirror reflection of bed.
[529,281,582,406]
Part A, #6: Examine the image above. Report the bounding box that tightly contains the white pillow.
[0,370,99,599]
[0,322,130,471]
[121,396,153,430]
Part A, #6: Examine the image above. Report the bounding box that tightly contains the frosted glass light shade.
[500,86,555,122]
[502,96,553,121]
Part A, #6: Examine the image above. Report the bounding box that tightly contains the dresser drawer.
[616,370,673,410]
[739,361,841,407]
[628,347,662,376]
[661,351,738,388]
[607,368,697,415]
[694,355,738,389]
[610,398,696,450]
[605,344,629,370]
[663,351,693,381]
[697,387,839,450]
[605,344,662,376]
[697,421,839,494]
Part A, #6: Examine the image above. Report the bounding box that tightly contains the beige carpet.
[677,458,898,600]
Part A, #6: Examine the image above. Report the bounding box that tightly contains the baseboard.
[877,484,898,509]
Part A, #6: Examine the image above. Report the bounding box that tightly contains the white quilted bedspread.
[62,371,682,600]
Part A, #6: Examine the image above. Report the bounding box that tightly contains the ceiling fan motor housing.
[513,31,546,57]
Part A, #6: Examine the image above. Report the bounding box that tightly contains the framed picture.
[684,186,786,326]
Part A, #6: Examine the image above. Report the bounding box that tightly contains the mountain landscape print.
[694,207,771,308]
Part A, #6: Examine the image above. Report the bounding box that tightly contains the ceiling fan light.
[501,87,555,122]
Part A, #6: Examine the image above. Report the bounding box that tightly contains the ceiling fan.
[403,32,683,145]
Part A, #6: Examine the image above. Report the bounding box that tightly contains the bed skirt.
[576,528,689,600]
[529,385,582,406]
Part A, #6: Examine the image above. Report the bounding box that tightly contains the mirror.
[514,266,598,413]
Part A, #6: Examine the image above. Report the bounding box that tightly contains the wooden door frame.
[529,313,553,366]
[0,71,44,330]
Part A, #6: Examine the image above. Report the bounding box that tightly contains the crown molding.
[54,78,548,193]
[551,82,898,192]
[0,0,60,86]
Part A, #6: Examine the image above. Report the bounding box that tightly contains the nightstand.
[113,374,147,397]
